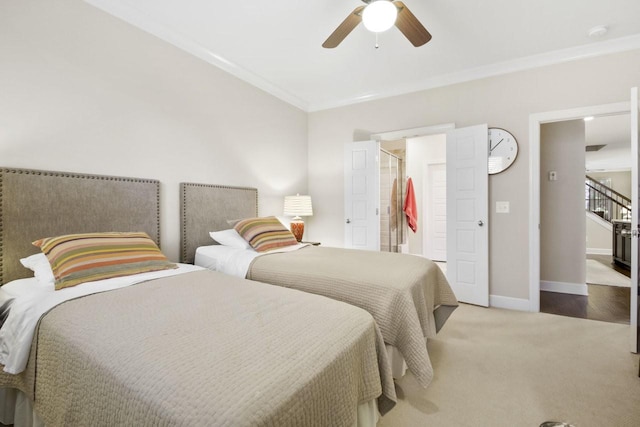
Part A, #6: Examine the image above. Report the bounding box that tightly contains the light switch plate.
[496,201,510,213]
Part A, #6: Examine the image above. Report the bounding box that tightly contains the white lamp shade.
[284,194,313,217]
[362,1,398,33]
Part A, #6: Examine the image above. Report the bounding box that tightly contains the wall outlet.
[496,201,510,213]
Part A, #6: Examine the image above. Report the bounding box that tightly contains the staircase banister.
[586,175,632,205]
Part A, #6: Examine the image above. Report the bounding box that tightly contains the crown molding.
[307,34,640,112]
[84,0,309,111]
[85,1,640,114]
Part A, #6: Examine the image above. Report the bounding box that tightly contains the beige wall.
[307,48,640,301]
[0,0,308,262]
[586,214,612,253]
[540,121,586,285]
[3,1,639,303]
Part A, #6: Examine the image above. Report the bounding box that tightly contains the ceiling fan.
[322,0,432,48]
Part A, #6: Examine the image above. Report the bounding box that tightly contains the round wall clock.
[488,127,518,175]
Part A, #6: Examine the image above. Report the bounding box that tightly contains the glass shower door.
[380,150,401,252]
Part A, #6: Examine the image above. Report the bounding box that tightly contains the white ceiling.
[86,0,640,112]
[585,114,631,171]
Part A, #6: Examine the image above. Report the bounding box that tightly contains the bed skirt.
[0,388,378,427]
[0,389,44,427]
[386,344,409,379]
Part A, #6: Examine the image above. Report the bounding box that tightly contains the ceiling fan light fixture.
[362,1,398,33]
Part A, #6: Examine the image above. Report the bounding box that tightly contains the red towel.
[403,177,418,233]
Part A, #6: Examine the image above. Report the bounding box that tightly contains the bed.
[180,182,459,389]
[0,167,396,426]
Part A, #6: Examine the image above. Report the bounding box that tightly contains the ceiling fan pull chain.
[375,32,379,49]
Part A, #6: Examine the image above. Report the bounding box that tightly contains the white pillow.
[20,253,56,287]
[209,229,252,250]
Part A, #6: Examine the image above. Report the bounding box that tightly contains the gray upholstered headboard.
[0,167,161,285]
[180,183,258,264]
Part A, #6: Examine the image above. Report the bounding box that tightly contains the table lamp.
[283,194,313,242]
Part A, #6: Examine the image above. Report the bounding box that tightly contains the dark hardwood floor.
[540,255,630,325]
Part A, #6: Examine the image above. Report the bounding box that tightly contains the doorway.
[529,88,639,353]
[372,124,454,256]
[378,133,448,257]
[539,114,631,324]
[372,124,489,306]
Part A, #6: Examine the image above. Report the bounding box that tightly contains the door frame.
[370,123,456,141]
[529,101,631,312]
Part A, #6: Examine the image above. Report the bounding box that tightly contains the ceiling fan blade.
[393,1,432,47]
[322,6,365,48]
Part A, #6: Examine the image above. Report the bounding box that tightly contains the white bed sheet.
[0,263,204,374]
[195,243,307,278]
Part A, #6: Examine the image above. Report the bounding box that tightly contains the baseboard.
[489,294,531,311]
[587,248,612,256]
[540,280,589,296]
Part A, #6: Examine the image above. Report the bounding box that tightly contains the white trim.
[85,1,640,113]
[308,35,640,112]
[540,281,589,296]
[489,294,531,312]
[587,248,613,256]
[586,211,613,230]
[529,101,631,312]
[370,123,455,141]
[630,87,639,353]
[84,0,308,111]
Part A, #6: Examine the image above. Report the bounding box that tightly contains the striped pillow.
[234,216,298,252]
[32,232,177,290]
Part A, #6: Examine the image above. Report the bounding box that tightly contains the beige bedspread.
[247,246,458,388]
[0,269,396,426]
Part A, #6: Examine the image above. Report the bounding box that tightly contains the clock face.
[488,128,518,175]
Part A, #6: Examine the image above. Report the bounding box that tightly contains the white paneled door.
[344,141,379,251]
[446,125,489,306]
[425,163,447,261]
[631,87,639,353]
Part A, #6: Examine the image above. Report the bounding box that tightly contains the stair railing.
[585,175,631,223]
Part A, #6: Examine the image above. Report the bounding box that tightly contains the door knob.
[346,218,351,224]
[478,220,484,226]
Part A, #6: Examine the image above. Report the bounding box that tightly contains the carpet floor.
[378,303,640,427]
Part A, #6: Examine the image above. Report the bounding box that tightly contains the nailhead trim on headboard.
[180,182,258,263]
[0,167,161,285]
[0,171,4,281]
